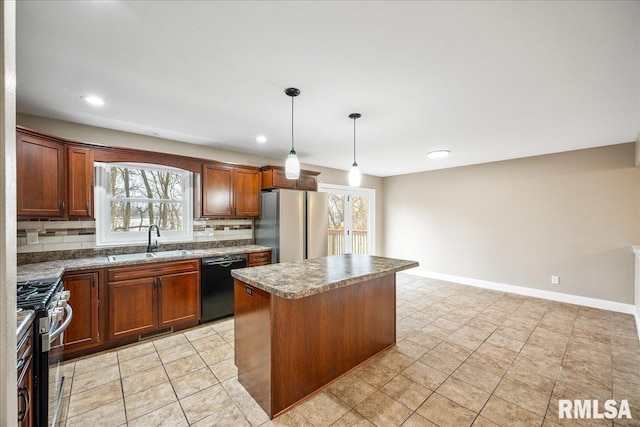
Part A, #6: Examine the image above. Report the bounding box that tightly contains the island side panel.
[270,274,396,417]
[234,279,272,415]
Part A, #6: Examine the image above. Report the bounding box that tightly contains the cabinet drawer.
[248,251,271,266]
[108,260,198,282]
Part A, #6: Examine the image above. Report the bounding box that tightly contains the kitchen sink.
[107,250,194,262]
[153,249,194,257]
[107,252,157,262]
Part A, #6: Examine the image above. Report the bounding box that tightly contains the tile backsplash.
[17,218,254,265]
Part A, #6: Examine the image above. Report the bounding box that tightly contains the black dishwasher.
[201,254,247,322]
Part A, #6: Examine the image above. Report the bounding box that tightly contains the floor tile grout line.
[58,279,637,427]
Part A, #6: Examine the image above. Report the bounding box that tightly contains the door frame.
[318,183,376,255]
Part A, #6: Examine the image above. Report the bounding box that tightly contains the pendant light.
[284,87,301,179]
[348,113,362,187]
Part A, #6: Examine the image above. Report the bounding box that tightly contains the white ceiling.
[16,1,640,177]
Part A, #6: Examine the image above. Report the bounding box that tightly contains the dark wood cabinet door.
[63,271,100,351]
[234,168,261,217]
[202,163,233,216]
[67,146,94,218]
[108,277,157,339]
[17,132,66,217]
[158,271,200,328]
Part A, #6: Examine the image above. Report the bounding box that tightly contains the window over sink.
[95,162,193,246]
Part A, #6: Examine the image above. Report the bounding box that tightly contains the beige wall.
[384,143,639,304]
[17,113,386,255]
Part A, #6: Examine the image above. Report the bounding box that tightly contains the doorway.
[319,184,375,256]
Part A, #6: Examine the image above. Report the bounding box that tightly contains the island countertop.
[231,253,418,299]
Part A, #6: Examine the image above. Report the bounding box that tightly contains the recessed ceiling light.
[255,135,267,144]
[81,95,105,106]
[427,150,450,159]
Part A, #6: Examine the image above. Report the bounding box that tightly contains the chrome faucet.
[147,224,160,253]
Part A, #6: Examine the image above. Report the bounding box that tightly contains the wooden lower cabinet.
[247,251,271,267]
[109,277,157,339]
[158,271,200,328]
[62,270,102,357]
[108,260,200,340]
[234,274,396,418]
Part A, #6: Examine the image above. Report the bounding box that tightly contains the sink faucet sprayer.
[147,225,160,253]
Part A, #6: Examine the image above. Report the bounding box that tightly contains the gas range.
[17,277,72,426]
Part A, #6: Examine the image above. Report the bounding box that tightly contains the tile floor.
[54,273,640,426]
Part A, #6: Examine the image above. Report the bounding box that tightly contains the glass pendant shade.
[349,162,361,187]
[284,87,301,180]
[285,149,300,179]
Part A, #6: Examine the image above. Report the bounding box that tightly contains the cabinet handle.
[60,201,65,214]
[158,277,162,289]
[153,278,156,290]
[17,386,28,421]
[86,202,90,213]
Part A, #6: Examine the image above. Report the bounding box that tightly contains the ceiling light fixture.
[348,113,362,187]
[427,150,450,159]
[80,95,105,106]
[256,135,267,144]
[284,87,301,180]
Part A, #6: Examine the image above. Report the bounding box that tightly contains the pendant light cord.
[353,117,357,164]
[291,96,295,152]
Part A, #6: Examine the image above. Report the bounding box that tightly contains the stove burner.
[17,277,61,310]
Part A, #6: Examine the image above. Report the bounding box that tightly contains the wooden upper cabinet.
[17,129,95,219]
[262,167,295,190]
[202,162,260,217]
[234,167,261,217]
[17,132,66,217]
[202,163,234,216]
[260,166,320,191]
[67,146,94,218]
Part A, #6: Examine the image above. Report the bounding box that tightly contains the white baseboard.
[406,268,637,315]
[635,308,640,342]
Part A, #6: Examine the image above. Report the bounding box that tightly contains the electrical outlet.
[224,226,230,235]
[26,231,39,245]
[551,275,560,285]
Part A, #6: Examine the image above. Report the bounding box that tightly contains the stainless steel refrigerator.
[255,189,328,263]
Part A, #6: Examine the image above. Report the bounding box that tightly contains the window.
[95,162,193,246]
[319,183,375,255]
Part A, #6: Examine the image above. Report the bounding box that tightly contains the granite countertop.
[231,253,418,299]
[17,309,35,342]
[17,245,271,282]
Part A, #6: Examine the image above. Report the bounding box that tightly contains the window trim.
[94,162,194,247]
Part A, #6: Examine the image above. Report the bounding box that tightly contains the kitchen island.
[231,253,418,418]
